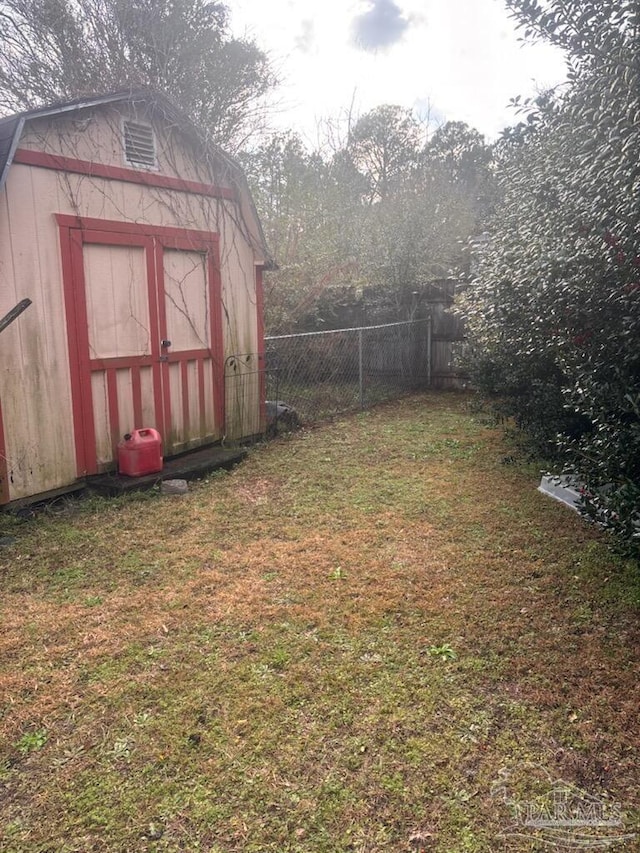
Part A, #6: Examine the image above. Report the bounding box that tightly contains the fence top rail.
[266,318,430,341]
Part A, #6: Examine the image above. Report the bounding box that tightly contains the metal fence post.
[427,314,432,387]
[358,327,364,409]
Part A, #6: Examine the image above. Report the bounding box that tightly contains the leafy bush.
[461,0,640,552]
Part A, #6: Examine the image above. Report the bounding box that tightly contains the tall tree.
[426,121,488,183]
[244,109,486,333]
[241,133,364,332]
[348,105,423,203]
[425,120,495,225]
[0,0,275,149]
[360,164,476,318]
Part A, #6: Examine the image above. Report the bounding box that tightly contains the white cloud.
[350,0,412,51]
[229,0,568,144]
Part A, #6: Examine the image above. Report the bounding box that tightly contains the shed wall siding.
[20,108,226,188]
[0,121,261,502]
[0,164,77,498]
[19,106,268,265]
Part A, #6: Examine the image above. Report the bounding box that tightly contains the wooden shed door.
[155,237,224,462]
[60,218,223,475]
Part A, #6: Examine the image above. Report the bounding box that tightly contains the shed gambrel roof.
[0,88,274,266]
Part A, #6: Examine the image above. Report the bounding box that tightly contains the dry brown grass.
[0,393,638,852]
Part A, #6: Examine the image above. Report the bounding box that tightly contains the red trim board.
[58,223,89,475]
[0,400,10,504]
[255,266,267,431]
[209,245,225,432]
[15,148,236,201]
[56,215,221,247]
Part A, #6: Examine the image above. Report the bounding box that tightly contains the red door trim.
[89,355,154,370]
[153,241,172,444]
[106,369,120,457]
[209,244,225,432]
[197,358,206,437]
[58,222,89,474]
[165,348,212,362]
[144,238,165,441]
[131,367,143,428]
[68,228,98,473]
[255,265,266,431]
[0,400,10,504]
[56,214,221,246]
[181,360,190,437]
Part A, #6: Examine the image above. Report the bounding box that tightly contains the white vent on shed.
[123,120,156,168]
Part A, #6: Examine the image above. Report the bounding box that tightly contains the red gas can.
[117,428,163,477]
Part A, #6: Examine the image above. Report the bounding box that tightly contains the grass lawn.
[1,392,638,852]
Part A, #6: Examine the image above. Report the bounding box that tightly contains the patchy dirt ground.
[0,393,638,852]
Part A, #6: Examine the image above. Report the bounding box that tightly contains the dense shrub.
[462,1,640,551]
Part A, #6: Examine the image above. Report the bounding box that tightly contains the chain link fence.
[224,319,432,439]
[265,319,431,426]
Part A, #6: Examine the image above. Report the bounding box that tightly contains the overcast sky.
[228,0,568,146]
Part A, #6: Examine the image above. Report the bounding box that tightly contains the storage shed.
[0,90,271,505]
